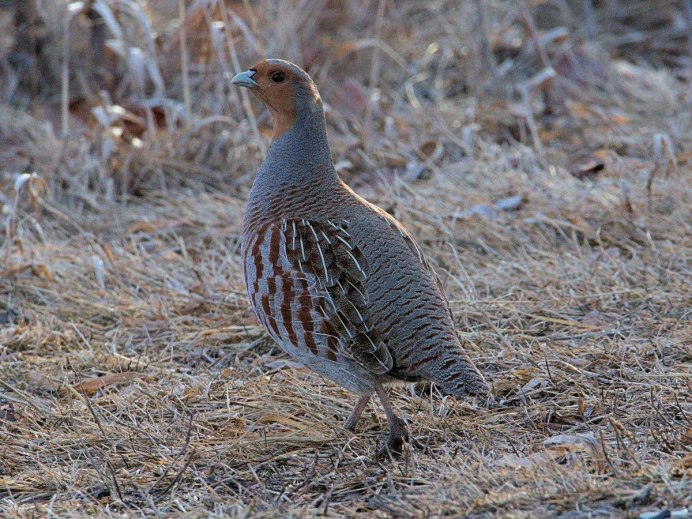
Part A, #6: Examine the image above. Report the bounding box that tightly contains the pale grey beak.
[231,70,258,88]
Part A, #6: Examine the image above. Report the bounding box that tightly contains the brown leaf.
[608,113,630,125]
[1,263,54,281]
[30,264,54,282]
[71,372,140,396]
[256,414,307,430]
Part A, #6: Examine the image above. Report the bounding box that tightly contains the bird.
[232,59,490,453]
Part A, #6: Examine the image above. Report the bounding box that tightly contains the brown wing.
[278,218,393,374]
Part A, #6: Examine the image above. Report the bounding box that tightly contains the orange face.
[232,59,320,139]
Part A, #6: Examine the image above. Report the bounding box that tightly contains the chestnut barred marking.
[244,218,392,375]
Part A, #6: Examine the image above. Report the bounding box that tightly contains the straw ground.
[0,1,690,516]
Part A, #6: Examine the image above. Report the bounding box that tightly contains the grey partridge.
[232,59,489,452]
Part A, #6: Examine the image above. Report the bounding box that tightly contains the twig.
[474,0,497,81]
[362,0,387,152]
[149,413,196,495]
[518,0,551,69]
[598,428,618,476]
[217,0,266,156]
[519,83,545,158]
[647,133,678,210]
[61,3,75,138]
[178,0,192,119]
[583,0,597,40]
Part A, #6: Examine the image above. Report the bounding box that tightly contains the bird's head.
[232,59,322,140]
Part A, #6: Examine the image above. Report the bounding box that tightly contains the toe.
[343,417,357,432]
[377,418,408,456]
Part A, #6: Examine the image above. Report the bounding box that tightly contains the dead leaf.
[567,215,596,238]
[30,264,54,281]
[676,151,692,165]
[71,372,140,396]
[519,376,548,395]
[256,414,307,430]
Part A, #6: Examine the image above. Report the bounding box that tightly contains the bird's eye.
[271,72,286,83]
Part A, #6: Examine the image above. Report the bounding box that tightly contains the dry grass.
[1,0,690,516]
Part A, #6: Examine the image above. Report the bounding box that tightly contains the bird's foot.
[377,416,408,457]
[343,415,358,432]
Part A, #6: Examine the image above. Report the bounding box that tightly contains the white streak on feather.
[327,219,350,237]
[332,310,354,339]
[306,222,330,285]
[343,248,367,279]
[334,234,353,250]
[347,279,367,302]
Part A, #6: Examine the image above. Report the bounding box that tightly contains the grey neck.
[253,100,338,192]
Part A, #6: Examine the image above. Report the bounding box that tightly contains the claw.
[343,416,358,432]
[377,416,408,457]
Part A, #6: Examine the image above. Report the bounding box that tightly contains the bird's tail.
[428,347,490,399]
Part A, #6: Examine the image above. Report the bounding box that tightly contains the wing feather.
[281,218,392,374]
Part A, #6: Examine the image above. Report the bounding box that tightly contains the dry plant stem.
[179,0,192,118]
[217,0,265,155]
[474,0,497,82]
[518,0,552,69]
[26,0,39,98]
[519,83,544,158]
[362,0,386,151]
[242,0,261,41]
[583,0,597,40]
[687,0,692,58]
[61,4,72,138]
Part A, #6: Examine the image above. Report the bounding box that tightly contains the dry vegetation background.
[0,0,690,516]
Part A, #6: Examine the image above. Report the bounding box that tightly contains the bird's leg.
[375,382,407,455]
[344,394,371,432]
